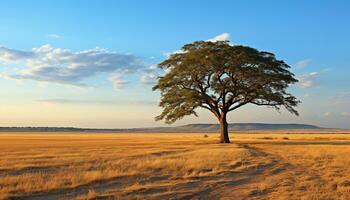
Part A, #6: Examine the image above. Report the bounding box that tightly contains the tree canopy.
[153,41,300,143]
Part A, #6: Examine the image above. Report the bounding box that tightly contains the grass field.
[1,131,350,199]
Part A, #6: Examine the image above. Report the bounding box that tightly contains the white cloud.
[0,44,144,88]
[294,58,312,68]
[140,64,162,85]
[163,50,186,58]
[140,72,157,84]
[322,112,331,117]
[109,73,128,90]
[0,47,33,62]
[47,34,62,39]
[298,72,319,88]
[148,64,158,70]
[163,32,232,58]
[341,112,350,117]
[207,33,230,42]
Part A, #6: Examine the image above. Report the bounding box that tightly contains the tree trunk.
[219,114,230,143]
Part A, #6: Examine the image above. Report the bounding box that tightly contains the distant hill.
[177,123,320,131]
[0,123,323,133]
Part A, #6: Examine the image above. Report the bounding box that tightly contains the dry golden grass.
[0,131,350,199]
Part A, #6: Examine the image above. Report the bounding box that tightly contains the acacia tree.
[153,41,300,143]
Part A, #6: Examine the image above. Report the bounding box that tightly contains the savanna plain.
[1,131,350,200]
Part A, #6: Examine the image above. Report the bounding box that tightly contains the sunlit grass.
[1,132,350,199]
[0,133,249,198]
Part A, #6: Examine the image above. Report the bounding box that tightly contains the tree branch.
[250,102,280,106]
[228,101,250,111]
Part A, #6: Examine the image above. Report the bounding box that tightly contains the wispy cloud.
[140,72,157,84]
[0,47,33,62]
[108,73,128,90]
[338,91,350,98]
[294,58,312,68]
[0,44,144,88]
[37,98,157,106]
[38,98,114,104]
[139,64,161,85]
[341,112,350,117]
[298,72,319,88]
[47,34,62,39]
[322,112,331,117]
[304,93,310,97]
[332,91,350,106]
[148,64,158,70]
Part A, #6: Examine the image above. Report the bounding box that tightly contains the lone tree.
[153,41,300,143]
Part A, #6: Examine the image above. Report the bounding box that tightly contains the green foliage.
[153,41,300,124]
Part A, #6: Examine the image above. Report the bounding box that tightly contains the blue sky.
[0,0,349,128]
